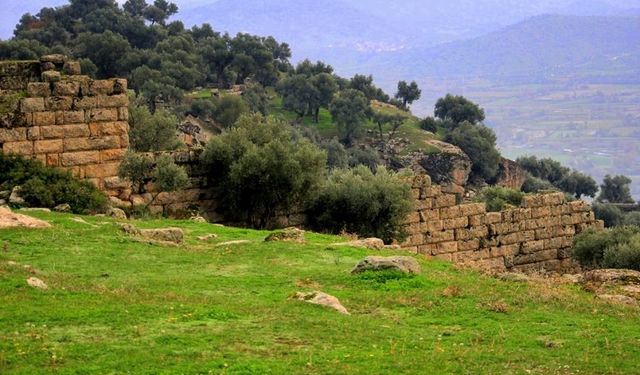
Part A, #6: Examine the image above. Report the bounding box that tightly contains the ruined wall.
[0,55,129,190]
[401,176,604,273]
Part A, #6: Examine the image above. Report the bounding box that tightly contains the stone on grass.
[120,224,184,245]
[27,277,48,290]
[597,294,638,306]
[71,217,97,227]
[621,285,640,298]
[197,234,218,241]
[265,228,305,244]
[0,206,51,229]
[215,240,251,247]
[562,274,584,284]
[498,273,530,283]
[19,208,51,212]
[294,291,349,315]
[351,256,421,275]
[583,269,640,285]
[331,238,385,250]
[190,215,207,223]
[107,207,127,220]
[53,203,71,213]
[9,186,24,205]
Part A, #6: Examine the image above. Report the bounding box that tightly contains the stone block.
[531,206,551,219]
[63,137,92,152]
[40,125,64,139]
[34,139,63,154]
[112,79,128,94]
[62,61,81,75]
[87,108,119,122]
[117,106,129,121]
[62,124,90,138]
[119,134,129,148]
[26,127,40,141]
[485,212,503,224]
[0,127,27,142]
[569,200,590,213]
[42,71,61,82]
[402,234,424,247]
[84,162,120,178]
[64,110,85,124]
[60,151,100,166]
[520,240,545,254]
[489,245,518,258]
[104,176,130,190]
[3,141,33,155]
[433,241,458,255]
[53,81,80,96]
[443,216,469,230]
[89,80,114,96]
[27,82,51,97]
[406,211,420,224]
[423,220,444,232]
[20,98,45,113]
[40,54,66,64]
[455,226,489,241]
[101,148,127,162]
[89,136,121,150]
[419,209,440,222]
[440,205,462,219]
[459,203,486,216]
[458,238,481,251]
[425,229,455,243]
[32,111,56,126]
[46,154,59,167]
[513,249,558,266]
[45,96,73,111]
[434,194,456,208]
[500,230,535,246]
[469,214,486,227]
[423,186,441,198]
[544,192,566,206]
[513,208,532,221]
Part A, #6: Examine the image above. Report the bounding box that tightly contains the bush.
[201,114,326,228]
[623,212,640,226]
[521,175,556,194]
[129,97,182,152]
[572,226,640,269]
[444,122,501,182]
[419,117,438,133]
[307,166,413,243]
[592,203,624,228]
[0,152,107,213]
[603,235,640,271]
[473,186,525,212]
[213,95,248,128]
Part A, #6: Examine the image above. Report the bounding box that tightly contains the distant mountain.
[369,15,640,84]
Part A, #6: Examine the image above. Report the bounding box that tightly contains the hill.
[369,15,640,84]
[2,210,640,373]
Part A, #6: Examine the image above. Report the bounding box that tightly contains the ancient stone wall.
[0,55,129,190]
[401,175,604,273]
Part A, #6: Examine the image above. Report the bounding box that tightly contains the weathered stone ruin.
[0,55,129,191]
[401,175,604,273]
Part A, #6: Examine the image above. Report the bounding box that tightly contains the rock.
[107,207,127,220]
[331,238,385,250]
[120,224,184,245]
[597,294,638,306]
[293,291,350,315]
[19,208,51,212]
[7,261,17,266]
[0,206,51,229]
[197,234,218,241]
[621,285,640,298]
[405,140,472,187]
[53,203,71,213]
[0,199,5,206]
[71,217,97,227]
[27,277,48,290]
[351,256,421,274]
[190,215,207,223]
[9,186,25,205]
[40,54,66,64]
[42,70,61,82]
[0,190,9,199]
[495,158,527,190]
[216,240,251,247]
[265,228,305,244]
[62,61,81,75]
[498,273,530,283]
[583,269,640,285]
[562,274,584,284]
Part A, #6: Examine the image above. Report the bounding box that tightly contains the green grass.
[2,211,640,373]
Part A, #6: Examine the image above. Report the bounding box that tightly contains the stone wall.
[0,55,129,191]
[401,175,604,273]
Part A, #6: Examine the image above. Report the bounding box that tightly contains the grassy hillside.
[1,211,640,373]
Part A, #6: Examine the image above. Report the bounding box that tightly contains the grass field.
[1,211,640,374]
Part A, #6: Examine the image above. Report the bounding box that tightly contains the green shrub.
[473,186,525,212]
[592,203,624,228]
[0,152,107,213]
[603,235,640,271]
[572,226,640,269]
[129,98,182,152]
[201,113,326,228]
[623,212,640,227]
[521,175,557,194]
[307,166,413,243]
[444,122,501,182]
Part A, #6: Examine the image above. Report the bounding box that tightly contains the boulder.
[583,269,640,285]
[197,234,218,241]
[404,140,472,187]
[331,238,385,250]
[351,256,421,274]
[0,206,51,229]
[293,291,350,315]
[498,272,530,283]
[265,228,306,244]
[9,186,25,205]
[53,203,71,213]
[140,228,184,244]
[26,277,48,290]
[190,215,207,223]
[107,207,127,220]
[215,240,251,247]
[495,158,527,190]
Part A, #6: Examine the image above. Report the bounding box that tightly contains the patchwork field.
[1,211,640,373]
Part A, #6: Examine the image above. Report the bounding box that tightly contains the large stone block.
[100,148,127,162]
[40,125,64,139]
[34,139,63,154]
[62,124,90,138]
[63,110,85,124]
[32,111,56,126]
[425,229,455,243]
[27,82,51,97]
[0,127,27,142]
[443,216,469,230]
[89,80,115,96]
[20,98,45,113]
[101,121,128,136]
[84,162,120,178]
[440,205,462,219]
[117,106,129,121]
[88,108,118,122]
[60,151,100,166]
[45,96,73,111]
[455,226,489,241]
[458,238,481,251]
[53,81,80,96]
[459,203,486,216]
[112,79,128,94]
[3,141,33,155]
[434,194,456,208]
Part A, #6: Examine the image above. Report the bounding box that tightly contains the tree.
[372,111,406,142]
[329,89,371,145]
[213,95,248,128]
[118,153,189,211]
[276,75,316,120]
[309,73,337,123]
[242,83,270,115]
[124,0,148,18]
[395,80,421,107]
[435,94,485,126]
[128,97,181,152]
[419,117,438,133]
[143,0,178,25]
[598,175,635,204]
[74,31,132,78]
[349,74,389,102]
[558,171,598,199]
[201,114,326,228]
[445,122,501,182]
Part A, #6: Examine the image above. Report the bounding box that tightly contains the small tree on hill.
[329,89,371,146]
[598,175,635,204]
[395,80,421,107]
[444,121,501,182]
[435,94,485,126]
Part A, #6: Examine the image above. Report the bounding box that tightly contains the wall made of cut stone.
[0,56,129,191]
[401,176,604,274]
